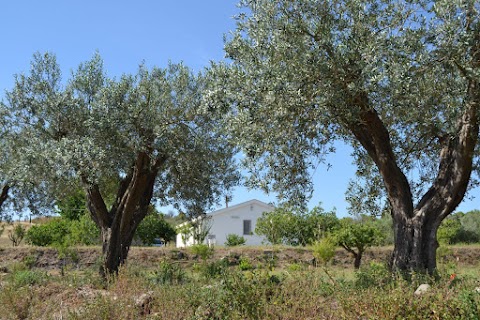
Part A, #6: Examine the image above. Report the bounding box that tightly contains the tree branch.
[82,176,111,228]
[0,184,10,208]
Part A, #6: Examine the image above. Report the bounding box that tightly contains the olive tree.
[0,111,52,220]
[206,0,480,273]
[335,219,382,269]
[4,53,239,276]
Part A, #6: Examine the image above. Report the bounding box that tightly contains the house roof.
[206,199,274,218]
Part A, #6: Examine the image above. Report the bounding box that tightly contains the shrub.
[10,270,48,287]
[21,254,37,269]
[190,244,214,260]
[135,211,176,246]
[8,224,26,247]
[67,214,100,245]
[148,260,187,285]
[220,270,280,319]
[355,262,393,289]
[262,251,278,270]
[312,237,336,266]
[287,263,304,272]
[238,256,253,271]
[255,205,339,246]
[438,218,462,245]
[197,259,228,280]
[225,233,246,246]
[25,218,70,246]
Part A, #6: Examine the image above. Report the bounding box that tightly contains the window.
[243,220,252,235]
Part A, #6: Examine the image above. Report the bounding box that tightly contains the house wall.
[176,227,196,248]
[208,202,271,246]
[176,200,273,247]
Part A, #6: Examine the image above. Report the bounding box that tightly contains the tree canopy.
[5,53,238,215]
[206,0,480,272]
[3,52,239,275]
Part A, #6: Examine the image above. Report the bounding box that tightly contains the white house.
[176,199,274,247]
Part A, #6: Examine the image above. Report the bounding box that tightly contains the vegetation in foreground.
[0,246,479,319]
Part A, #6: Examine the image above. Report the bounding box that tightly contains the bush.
[148,260,187,285]
[10,270,48,287]
[67,214,100,245]
[26,215,100,247]
[197,259,228,280]
[220,270,280,319]
[25,218,70,246]
[238,256,253,271]
[225,234,246,246]
[312,237,336,266]
[355,262,393,289]
[8,224,26,247]
[190,244,214,260]
[135,212,176,246]
[255,205,339,246]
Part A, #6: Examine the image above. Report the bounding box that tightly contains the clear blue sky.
[1,1,479,217]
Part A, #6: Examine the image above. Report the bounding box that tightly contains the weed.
[197,259,228,280]
[148,260,187,285]
[355,261,393,289]
[0,285,35,320]
[10,270,48,287]
[21,254,37,269]
[190,244,214,260]
[238,256,254,271]
[261,250,278,270]
[286,262,304,272]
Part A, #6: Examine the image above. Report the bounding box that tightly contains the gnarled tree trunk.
[347,77,478,273]
[84,152,165,277]
[0,184,9,208]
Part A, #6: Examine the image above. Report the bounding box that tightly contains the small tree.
[191,215,212,245]
[335,220,382,269]
[437,217,462,245]
[177,222,193,247]
[8,224,26,247]
[135,210,176,246]
[255,208,289,245]
[67,214,100,246]
[255,205,339,246]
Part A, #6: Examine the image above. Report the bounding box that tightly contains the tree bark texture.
[340,243,363,269]
[347,82,479,273]
[84,152,165,277]
[0,184,9,209]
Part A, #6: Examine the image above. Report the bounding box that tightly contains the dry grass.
[0,221,34,248]
[0,245,479,319]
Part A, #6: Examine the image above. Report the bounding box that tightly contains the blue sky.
[1,1,479,217]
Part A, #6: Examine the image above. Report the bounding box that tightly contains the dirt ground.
[0,244,479,272]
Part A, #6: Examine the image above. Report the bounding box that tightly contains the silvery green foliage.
[4,53,239,216]
[0,98,55,219]
[207,0,480,209]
